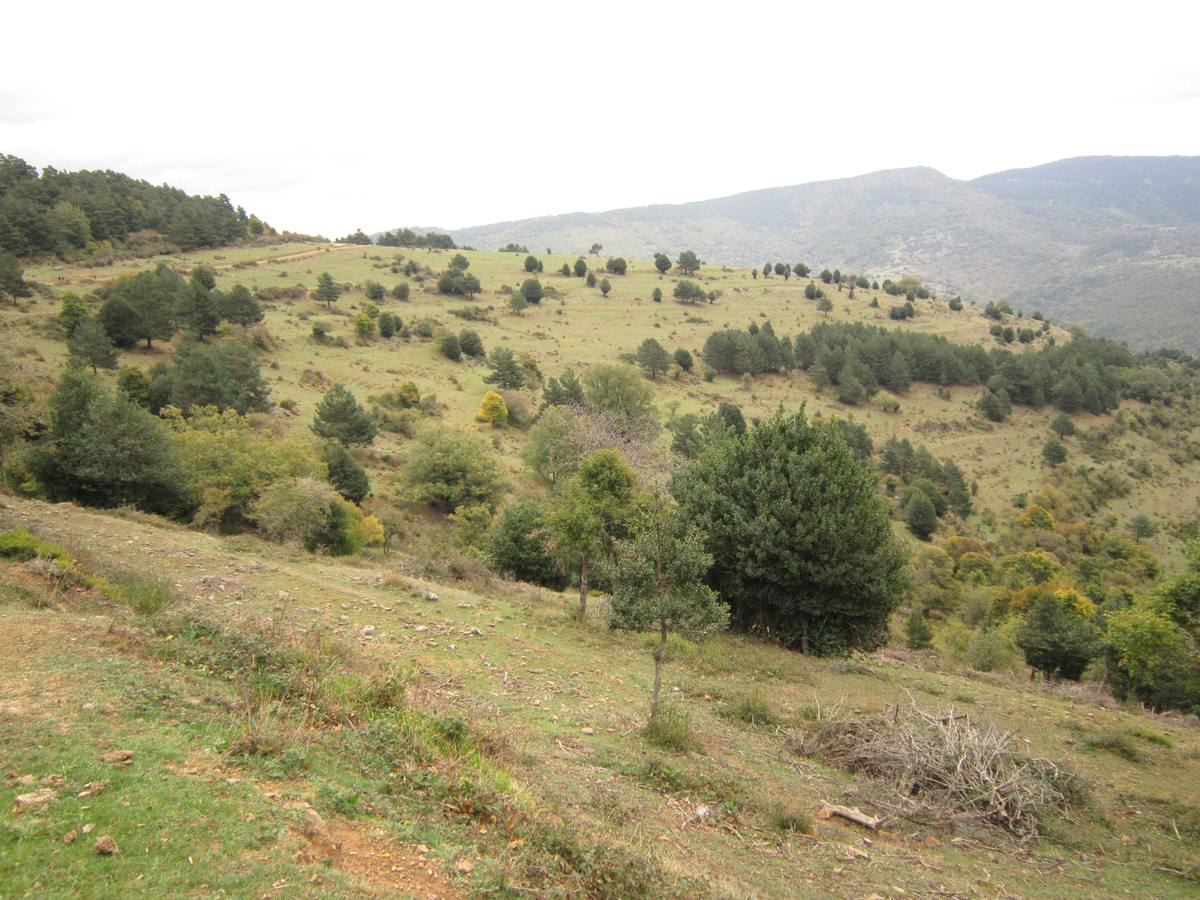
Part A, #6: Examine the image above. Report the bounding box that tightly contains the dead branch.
[818,802,881,830]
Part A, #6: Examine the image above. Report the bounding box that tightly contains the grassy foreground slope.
[15,239,1200,567]
[2,497,1198,897]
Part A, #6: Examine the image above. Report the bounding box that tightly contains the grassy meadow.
[13,240,1200,559]
[2,241,1199,896]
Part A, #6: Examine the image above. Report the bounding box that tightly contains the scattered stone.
[413,625,428,633]
[581,727,594,735]
[303,807,331,844]
[81,703,96,712]
[62,829,77,845]
[81,823,95,834]
[93,835,119,855]
[424,591,439,602]
[99,750,134,764]
[13,789,57,814]
[41,774,66,787]
[361,625,376,637]
[16,774,36,786]
[276,591,291,603]
[464,627,483,637]
[455,859,474,874]
[78,782,106,798]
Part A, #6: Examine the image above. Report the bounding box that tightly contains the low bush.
[642,704,700,753]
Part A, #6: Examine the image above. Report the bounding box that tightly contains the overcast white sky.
[2,1,1198,236]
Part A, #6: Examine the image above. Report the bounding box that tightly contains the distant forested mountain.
[0,154,274,256]
[444,157,1200,351]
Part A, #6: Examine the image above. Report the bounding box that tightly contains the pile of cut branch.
[791,697,1086,838]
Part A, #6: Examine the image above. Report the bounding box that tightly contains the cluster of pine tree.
[0,154,268,255]
[375,228,457,249]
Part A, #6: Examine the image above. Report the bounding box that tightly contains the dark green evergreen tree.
[312,384,377,445]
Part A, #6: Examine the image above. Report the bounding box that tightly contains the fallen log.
[818,802,881,830]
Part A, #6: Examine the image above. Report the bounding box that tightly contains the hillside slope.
[445,157,1200,351]
[2,498,1198,897]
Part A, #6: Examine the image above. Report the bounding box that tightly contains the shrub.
[252,477,358,555]
[768,802,814,835]
[108,572,174,617]
[438,332,462,361]
[642,705,700,753]
[1083,727,1143,762]
[475,390,508,427]
[0,529,73,563]
[727,689,777,727]
[458,329,485,358]
[403,424,507,512]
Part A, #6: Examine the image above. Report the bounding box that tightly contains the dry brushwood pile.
[791,697,1086,838]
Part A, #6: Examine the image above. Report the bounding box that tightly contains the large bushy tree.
[671,410,908,653]
[403,424,506,513]
[68,315,118,374]
[488,499,566,589]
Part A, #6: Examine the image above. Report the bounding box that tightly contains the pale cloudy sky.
[2,0,1198,236]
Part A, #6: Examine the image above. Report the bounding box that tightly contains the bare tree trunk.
[800,618,810,655]
[578,558,589,620]
[651,621,667,717]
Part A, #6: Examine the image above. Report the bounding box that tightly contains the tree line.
[0,154,270,256]
[699,320,1185,418]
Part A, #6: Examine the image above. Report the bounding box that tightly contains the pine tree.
[904,608,933,649]
[68,316,118,374]
[314,272,341,309]
[322,441,370,503]
[312,384,377,446]
[217,284,264,326]
[636,339,670,379]
[0,251,31,303]
[672,411,907,654]
[483,347,525,390]
[904,490,938,540]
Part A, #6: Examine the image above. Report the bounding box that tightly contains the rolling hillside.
[443,157,1200,352]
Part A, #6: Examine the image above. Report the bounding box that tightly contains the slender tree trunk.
[651,621,667,718]
[578,558,589,620]
[800,618,810,655]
